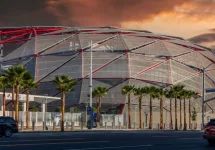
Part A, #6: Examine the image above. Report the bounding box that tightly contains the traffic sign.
[206,88,215,93]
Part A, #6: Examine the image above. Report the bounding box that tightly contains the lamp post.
[44,94,48,127]
[89,40,93,129]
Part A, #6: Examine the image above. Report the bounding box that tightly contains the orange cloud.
[46,0,191,26]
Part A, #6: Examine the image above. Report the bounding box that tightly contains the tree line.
[122,85,199,130]
[0,65,200,131]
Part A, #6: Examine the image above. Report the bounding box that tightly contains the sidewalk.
[19,127,203,133]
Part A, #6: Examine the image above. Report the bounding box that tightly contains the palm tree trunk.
[139,96,143,129]
[3,88,6,116]
[170,99,173,129]
[12,85,15,119]
[189,99,191,129]
[180,99,182,129]
[149,96,152,129]
[160,97,163,129]
[61,91,65,132]
[175,97,178,130]
[26,89,29,129]
[15,86,19,122]
[96,98,101,128]
[183,98,187,130]
[128,93,131,129]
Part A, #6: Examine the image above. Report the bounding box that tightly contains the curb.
[19,129,203,134]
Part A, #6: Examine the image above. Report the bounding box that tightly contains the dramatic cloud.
[0,0,57,26]
[1,0,215,45]
[46,0,190,26]
[189,33,215,43]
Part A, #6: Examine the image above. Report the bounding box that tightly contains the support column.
[23,102,26,112]
[41,103,46,122]
[23,102,26,126]
[0,102,3,116]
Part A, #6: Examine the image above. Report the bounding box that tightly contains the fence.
[1,111,202,130]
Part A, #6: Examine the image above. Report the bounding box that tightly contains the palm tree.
[122,85,135,129]
[157,88,165,129]
[146,86,158,129]
[177,93,183,129]
[4,65,28,122]
[190,91,199,129]
[133,87,148,129]
[22,77,38,129]
[171,84,185,130]
[4,67,16,118]
[92,86,108,128]
[165,89,174,129]
[0,74,9,116]
[179,90,189,130]
[53,75,76,132]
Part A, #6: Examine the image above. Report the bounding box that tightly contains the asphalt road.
[0,131,214,150]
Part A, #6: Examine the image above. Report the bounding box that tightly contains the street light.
[44,94,48,128]
[88,40,93,129]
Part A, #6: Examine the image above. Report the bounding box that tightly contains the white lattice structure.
[1,26,215,113]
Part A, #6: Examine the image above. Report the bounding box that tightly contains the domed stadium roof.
[1,26,215,112]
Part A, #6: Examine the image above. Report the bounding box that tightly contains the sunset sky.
[1,0,215,49]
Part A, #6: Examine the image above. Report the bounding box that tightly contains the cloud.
[189,33,215,43]
[46,0,190,26]
[0,0,58,26]
[210,28,215,32]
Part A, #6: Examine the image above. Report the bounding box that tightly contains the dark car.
[203,119,215,145]
[0,116,18,137]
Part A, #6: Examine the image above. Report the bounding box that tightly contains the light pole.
[202,68,205,130]
[89,40,93,129]
[44,94,48,127]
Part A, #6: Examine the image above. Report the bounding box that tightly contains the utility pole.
[90,40,92,108]
[202,68,205,130]
[89,40,93,129]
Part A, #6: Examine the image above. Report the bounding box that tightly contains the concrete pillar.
[23,102,26,112]
[35,112,38,126]
[0,104,3,116]
[112,122,115,129]
[105,122,107,129]
[32,121,35,131]
[53,122,56,130]
[71,122,74,130]
[23,102,26,126]
[126,122,128,129]
[41,103,46,122]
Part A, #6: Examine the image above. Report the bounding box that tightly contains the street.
[0,131,214,150]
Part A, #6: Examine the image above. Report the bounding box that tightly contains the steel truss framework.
[0,26,215,112]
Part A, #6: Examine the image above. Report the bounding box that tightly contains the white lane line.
[179,137,202,139]
[65,144,152,150]
[152,136,172,138]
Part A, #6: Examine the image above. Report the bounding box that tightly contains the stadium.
[0,26,215,117]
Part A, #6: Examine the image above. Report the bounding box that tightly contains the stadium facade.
[0,26,215,113]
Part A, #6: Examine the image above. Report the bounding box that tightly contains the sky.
[1,0,215,49]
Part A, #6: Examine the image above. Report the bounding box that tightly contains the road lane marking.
[179,138,202,140]
[0,141,109,147]
[65,144,153,150]
[0,138,84,143]
[152,136,173,138]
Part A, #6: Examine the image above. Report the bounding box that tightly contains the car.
[203,118,215,145]
[0,116,18,137]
